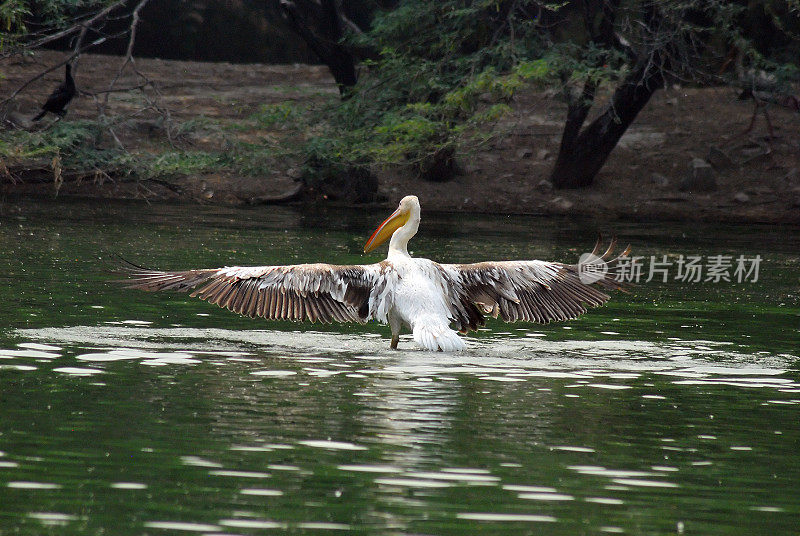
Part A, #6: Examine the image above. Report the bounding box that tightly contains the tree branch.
[279,0,359,93]
[0,32,123,107]
[0,0,128,59]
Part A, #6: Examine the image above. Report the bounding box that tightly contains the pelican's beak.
[364,207,409,253]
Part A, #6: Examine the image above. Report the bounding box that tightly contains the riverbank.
[2,51,799,223]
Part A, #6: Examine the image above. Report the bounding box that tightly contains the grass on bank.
[0,115,290,182]
[0,60,526,187]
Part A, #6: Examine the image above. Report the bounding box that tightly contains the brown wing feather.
[443,239,631,331]
[113,259,384,324]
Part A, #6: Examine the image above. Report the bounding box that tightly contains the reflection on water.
[2,324,799,534]
[0,199,798,534]
[11,325,798,380]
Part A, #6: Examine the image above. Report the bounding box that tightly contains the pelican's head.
[364,195,420,253]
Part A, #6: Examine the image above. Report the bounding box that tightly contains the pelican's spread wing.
[443,239,630,331]
[116,260,388,323]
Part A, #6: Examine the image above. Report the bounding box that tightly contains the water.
[0,198,798,535]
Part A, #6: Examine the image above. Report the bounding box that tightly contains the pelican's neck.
[388,206,420,258]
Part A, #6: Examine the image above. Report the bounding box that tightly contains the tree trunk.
[551,60,663,189]
[279,0,358,95]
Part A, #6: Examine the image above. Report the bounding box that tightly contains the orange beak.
[363,207,410,253]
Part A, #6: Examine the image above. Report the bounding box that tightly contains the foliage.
[0,116,288,182]
[0,0,110,56]
[0,0,31,33]
[297,0,800,183]
[0,120,104,162]
[250,102,305,128]
[299,2,555,177]
[301,2,606,175]
[4,0,800,191]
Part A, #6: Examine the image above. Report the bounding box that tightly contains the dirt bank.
[2,50,799,223]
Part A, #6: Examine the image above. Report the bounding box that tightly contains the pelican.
[117,195,630,351]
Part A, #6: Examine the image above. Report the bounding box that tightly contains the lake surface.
[1,198,798,535]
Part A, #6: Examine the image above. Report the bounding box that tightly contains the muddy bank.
[2,51,799,224]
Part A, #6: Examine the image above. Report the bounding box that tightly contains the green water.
[0,198,798,535]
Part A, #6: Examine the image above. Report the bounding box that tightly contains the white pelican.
[117,195,630,351]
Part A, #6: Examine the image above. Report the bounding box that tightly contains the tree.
[0,0,178,194]
[278,0,358,93]
[1,0,154,109]
[547,1,687,188]
[312,0,800,189]
[277,0,387,94]
[5,0,798,201]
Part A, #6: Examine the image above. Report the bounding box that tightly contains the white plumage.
[381,256,466,352]
[117,195,629,351]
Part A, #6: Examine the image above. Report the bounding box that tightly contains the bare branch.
[102,0,151,110]
[0,0,128,59]
[0,32,122,107]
